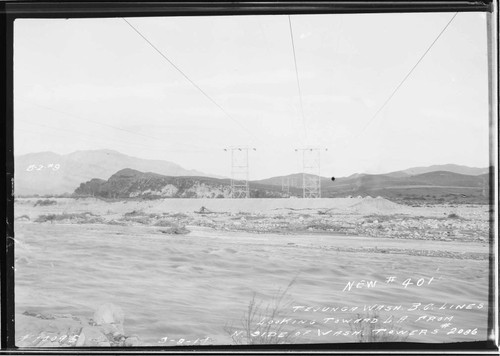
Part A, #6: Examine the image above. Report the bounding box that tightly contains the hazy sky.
[14,12,490,179]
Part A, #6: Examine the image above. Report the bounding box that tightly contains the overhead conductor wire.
[16,98,211,152]
[349,12,459,145]
[122,18,258,143]
[288,15,308,141]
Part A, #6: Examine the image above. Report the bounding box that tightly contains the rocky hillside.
[74,168,284,199]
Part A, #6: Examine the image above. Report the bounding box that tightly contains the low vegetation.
[123,216,151,224]
[224,281,410,345]
[168,212,189,219]
[224,280,300,345]
[35,212,102,224]
[154,219,177,227]
[124,210,144,217]
[33,199,57,207]
[154,218,190,234]
[15,215,30,221]
[158,226,190,235]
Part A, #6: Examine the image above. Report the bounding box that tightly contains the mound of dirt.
[346,197,406,215]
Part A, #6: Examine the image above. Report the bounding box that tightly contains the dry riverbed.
[13,197,492,346]
[15,196,491,244]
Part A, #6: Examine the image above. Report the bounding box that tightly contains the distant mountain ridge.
[14,149,216,196]
[253,170,490,204]
[255,164,489,186]
[15,149,489,203]
[389,164,489,177]
[73,167,489,204]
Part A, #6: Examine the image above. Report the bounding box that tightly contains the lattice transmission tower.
[224,147,256,198]
[295,147,327,198]
[282,176,299,197]
[281,177,290,196]
[482,175,489,197]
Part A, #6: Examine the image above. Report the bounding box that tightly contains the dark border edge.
[0,0,498,354]
[1,1,16,351]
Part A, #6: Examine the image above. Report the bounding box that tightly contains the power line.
[16,98,212,152]
[16,99,170,144]
[349,12,459,144]
[288,15,308,139]
[16,120,212,154]
[122,18,257,141]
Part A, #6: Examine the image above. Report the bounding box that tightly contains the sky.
[14,12,491,179]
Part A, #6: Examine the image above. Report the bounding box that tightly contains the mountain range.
[385,164,489,177]
[258,170,489,203]
[15,149,490,204]
[73,168,489,204]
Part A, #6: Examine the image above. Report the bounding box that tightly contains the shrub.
[139,194,162,200]
[35,212,99,223]
[154,219,175,227]
[35,214,57,222]
[160,212,188,219]
[224,280,300,345]
[107,220,126,226]
[124,216,150,224]
[305,222,336,231]
[34,199,57,207]
[124,210,144,217]
[15,215,30,221]
[159,226,190,235]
